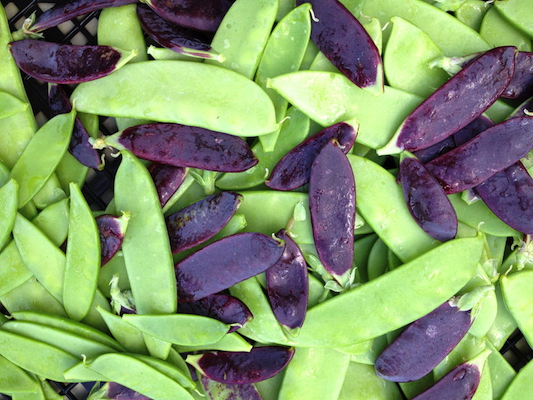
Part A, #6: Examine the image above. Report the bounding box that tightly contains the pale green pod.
[0,179,18,250]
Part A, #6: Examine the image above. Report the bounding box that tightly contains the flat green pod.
[455,0,491,31]
[501,269,533,349]
[0,354,40,394]
[96,306,149,355]
[0,91,28,120]
[0,179,18,250]
[338,361,404,400]
[501,358,533,399]
[480,7,532,52]
[494,0,533,39]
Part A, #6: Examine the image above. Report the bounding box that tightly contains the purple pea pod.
[175,232,285,302]
[147,163,187,208]
[265,122,357,191]
[136,4,223,61]
[399,155,457,242]
[48,84,103,170]
[501,51,533,101]
[96,213,130,266]
[412,136,455,164]
[266,229,309,333]
[93,123,257,172]
[142,0,235,33]
[178,293,252,333]
[379,46,517,155]
[87,381,150,400]
[411,350,490,400]
[309,140,356,285]
[199,375,263,400]
[426,116,533,194]
[186,346,295,384]
[452,114,495,147]
[296,0,383,92]
[374,300,473,382]
[8,39,136,84]
[166,191,242,254]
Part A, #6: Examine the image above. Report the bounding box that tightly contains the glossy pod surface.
[147,163,187,208]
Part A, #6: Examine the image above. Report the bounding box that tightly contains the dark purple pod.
[175,232,285,302]
[452,114,495,147]
[426,116,533,194]
[178,293,252,333]
[48,84,103,170]
[187,346,295,384]
[412,136,455,164]
[8,39,135,84]
[309,140,356,284]
[147,163,187,208]
[200,375,263,400]
[266,229,309,332]
[399,155,457,242]
[166,191,242,254]
[137,4,222,60]
[87,381,150,399]
[374,301,472,382]
[96,123,257,172]
[265,122,357,191]
[475,162,533,235]
[380,46,517,154]
[296,0,383,92]
[501,51,533,101]
[143,0,235,33]
[96,213,130,266]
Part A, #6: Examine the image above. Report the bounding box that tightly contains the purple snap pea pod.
[375,300,473,383]
[296,0,383,93]
[93,123,257,172]
[265,122,357,191]
[266,229,309,334]
[175,232,285,302]
[501,51,533,101]
[48,83,104,170]
[186,346,295,384]
[147,163,187,208]
[399,154,457,242]
[142,0,235,33]
[412,136,455,164]
[87,381,150,400]
[452,114,495,147]
[426,116,533,194]
[166,191,242,254]
[379,46,517,155]
[136,4,223,61]
[96,213,130,266]
[8,39,136,84]
[309,139,356,286]
[178,293,252,333]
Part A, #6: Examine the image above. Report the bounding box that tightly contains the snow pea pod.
[485,340,516,400]
[96,306,149,355]
[0,354,40,394]
[175,331,253,353]
[0,91,28,120]
[455,0,491,31]
[500,357,533,399]
[501,269,533,348]
[288,235,483,347]
[71,60,279,137]
[0,179,17,250]
[494,0,533,39]
[480,7,532,52]
[339,361,404,400]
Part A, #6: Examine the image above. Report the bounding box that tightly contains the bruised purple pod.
[96,213,130,266]
[501,51,533,101]
[178,293,252,333]
[8,39,136,84]
[187,346,295,384]
[265,122,357,191]
[309,140,355,285]
[200,375,263,400]
[266,229,309,333]
[374,301,473,382]
[93,123,257,172]
[136,4,223,61]
[142,0,235,33]
[48,84,103,170]
[147,163,187,208]
[379,46,517,155]
[175,232,285,302]
[399,155,457,242]
[426,116,533,194]
[410,350,490,400]
[296,0,383,92]
[166,191,242,254]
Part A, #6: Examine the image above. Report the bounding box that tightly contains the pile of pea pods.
[1,0,533,398]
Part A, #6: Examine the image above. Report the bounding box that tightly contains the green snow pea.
[433,333,487,380]
[500,359,533,400]
[494,0,533,39]
[267,71,423,149]
[486,281,519,350]
[96,306,149,355]
[98,251,130,297]
[454,0,491,31]
[486,340,516,400]
[352,233,379,283]
[71,60,279,137]
[501,269,533,349]
[114,150,176,358]
[366,238,390,281]
[63,182,101,322]
[473,362,493,400]
[31,173,67,211]
[480,7,532,52]
[278,347,351,400]
[175,331,253,353]
[384,16,449,98]
[287,235,483,347]
[0,354,40,394]
[146,45,202,62]
[30,198,70,247]
[338,362,403,400]
[348,155,439,262]
[207,0,279,79]
[0,91,29,120]
[8,109,75,208]
[0,179,18,250]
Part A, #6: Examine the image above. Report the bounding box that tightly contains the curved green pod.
[0,179,18,251]
[494,0,533,39]
[0,91,28,120]
[71,60,279,137]
[501,270,533,349]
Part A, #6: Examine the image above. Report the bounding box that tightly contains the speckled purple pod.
[375,302,472,382]
[266,122,356,191]
[96,214,127,266]
[309,140,355,282]
[501,51,533,101]
[166,191,242,254]
[200,375,263,400]
[426,116,533,194]
[147,163,187,208]
[175,232,284,302]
